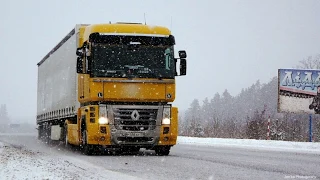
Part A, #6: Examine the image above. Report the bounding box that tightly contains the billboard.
[278,68,320,114]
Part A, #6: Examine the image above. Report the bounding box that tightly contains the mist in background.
[0,0,319,123]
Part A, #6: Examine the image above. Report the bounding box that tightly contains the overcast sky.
[1,0,320,121]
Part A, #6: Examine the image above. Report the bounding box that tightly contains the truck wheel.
[64,125,70,149]
[155,146,171,156]
[43,125,51,145]
[81,130,93,155]
[38,126,43,140]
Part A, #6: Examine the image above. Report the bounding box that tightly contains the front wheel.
[81,130,94,155]
[155,146,171,156]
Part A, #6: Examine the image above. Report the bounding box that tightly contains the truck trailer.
[36,22,187,155]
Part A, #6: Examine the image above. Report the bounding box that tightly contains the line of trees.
[179,54,320,142]
[0,104,9,125]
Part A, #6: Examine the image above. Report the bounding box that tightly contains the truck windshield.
[91,44,175,79]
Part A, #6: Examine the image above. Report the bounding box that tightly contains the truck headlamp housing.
[99,104,108,124]
[162,106,171,125]
[162,118,170,125]
[98,117,109,124]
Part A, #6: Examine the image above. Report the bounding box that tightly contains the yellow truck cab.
[37,22,187,155]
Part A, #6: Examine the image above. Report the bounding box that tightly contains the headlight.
[98,117,109,124]
[162,118,170,125]
[99,104,108,124]
[162,106,171,125]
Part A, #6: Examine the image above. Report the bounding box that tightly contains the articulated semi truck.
[37,22,187,155]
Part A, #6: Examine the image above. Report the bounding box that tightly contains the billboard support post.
[309,114,313,142]
[277,68,317,142]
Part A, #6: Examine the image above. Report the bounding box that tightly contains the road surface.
[0,133,319,180]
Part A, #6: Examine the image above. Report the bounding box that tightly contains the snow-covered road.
[0,135,141,180]
[0,133,319,180]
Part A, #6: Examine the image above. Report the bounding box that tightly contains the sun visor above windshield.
[89,33,175,46]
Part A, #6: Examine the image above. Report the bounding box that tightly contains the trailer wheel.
[81,130,93,155]
[64,124,70,149]
[43,125,51,145]
[155,146,171,156]
[38,125,43,140]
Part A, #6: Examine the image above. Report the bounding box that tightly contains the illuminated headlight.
[98,117,109,124]
[162,106,171,125]
[99,104,108,124]
[162,118,170,125]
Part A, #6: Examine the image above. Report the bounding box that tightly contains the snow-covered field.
[178,136,320,154]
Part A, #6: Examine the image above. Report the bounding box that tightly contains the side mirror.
[169,35,176,45]
[76,57,84,73]
[180,58,187,76]
[76,48,83,56]
[179,50,187,59]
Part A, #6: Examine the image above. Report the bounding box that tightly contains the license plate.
[125,132,144,137]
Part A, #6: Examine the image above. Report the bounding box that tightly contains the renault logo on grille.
[131,110,140,120]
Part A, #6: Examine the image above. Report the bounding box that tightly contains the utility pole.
[267,116,270,140]
[309,114,313,142]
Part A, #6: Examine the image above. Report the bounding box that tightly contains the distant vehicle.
[36,23,187,155]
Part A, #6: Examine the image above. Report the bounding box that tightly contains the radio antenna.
[144,13,147,25]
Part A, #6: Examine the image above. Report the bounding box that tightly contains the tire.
[64,124,70,149]
[37,126,43,140]
[43,125,51,145]
[155,146,171,156]
[81,130,93,155]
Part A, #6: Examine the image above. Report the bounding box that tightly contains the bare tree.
[183,99,202,136]
[296,54,320,69]
[0,104,9,124]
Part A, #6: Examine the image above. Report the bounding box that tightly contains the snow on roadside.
[0,142,141,180]
[177,136,320,154]
[0,133,37,136]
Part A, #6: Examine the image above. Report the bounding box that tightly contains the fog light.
[100,136,106,141]
[163,127,169,134]
[100,126,107,134]
[164,137,169,141]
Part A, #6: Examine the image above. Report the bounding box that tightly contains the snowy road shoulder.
[0,141,141,180]
[177,136,320,154]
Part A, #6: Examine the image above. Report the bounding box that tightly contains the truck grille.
[113,108,157,131]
